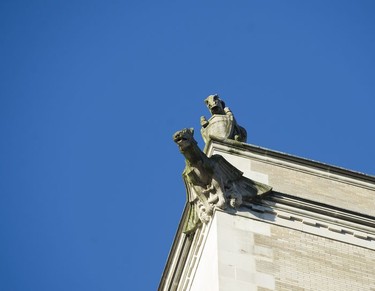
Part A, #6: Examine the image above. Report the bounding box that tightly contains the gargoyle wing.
[181,174,202,234]
[210,154,272,196]
[210,154,244,180]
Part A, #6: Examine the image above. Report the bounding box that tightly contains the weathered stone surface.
[215,211,375,291]
[206,138,375,218]
[173,128,271,233]
[201,94,247,143]
[160,137,375,291]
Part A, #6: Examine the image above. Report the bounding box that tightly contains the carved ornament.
[173,128,272,234]
[200,94,247,143]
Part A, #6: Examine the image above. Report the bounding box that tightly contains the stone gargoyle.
[173,128,272,234]
[200,94,247,143]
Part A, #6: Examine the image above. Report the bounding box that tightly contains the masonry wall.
[213,147,375,217]
[161,142,375,291]
[255,223,375,290]
[251,159,375,217]
[202,211,375,291]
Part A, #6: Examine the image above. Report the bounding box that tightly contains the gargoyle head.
[204,94,226,115]
[173,128,196,152]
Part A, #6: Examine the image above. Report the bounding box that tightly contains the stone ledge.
[205,136,375,187]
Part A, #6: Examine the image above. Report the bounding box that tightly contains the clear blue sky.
[1,1,374,290]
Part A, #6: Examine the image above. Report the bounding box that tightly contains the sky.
[0,1,374,290]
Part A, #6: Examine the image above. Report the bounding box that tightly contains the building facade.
[160,136,375,291]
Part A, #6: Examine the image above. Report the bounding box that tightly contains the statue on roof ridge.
[200,94,247,144]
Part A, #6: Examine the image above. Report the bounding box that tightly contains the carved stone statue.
[173,128,272,234]
[200,94,247,143]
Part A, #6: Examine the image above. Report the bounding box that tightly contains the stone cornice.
[265,192,375,231]
[239,198,375,250]
[251,192,375,245]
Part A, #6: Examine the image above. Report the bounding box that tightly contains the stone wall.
[212,145,375,217]
[199,211,375,291]
[255,222,375,290]
[160,140,375,291]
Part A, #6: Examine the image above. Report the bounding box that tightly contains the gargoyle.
[200,94,247,143]
[173,128,272,234]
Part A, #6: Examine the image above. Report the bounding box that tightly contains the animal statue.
[200,94,247,143]
[173,128,272,233]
